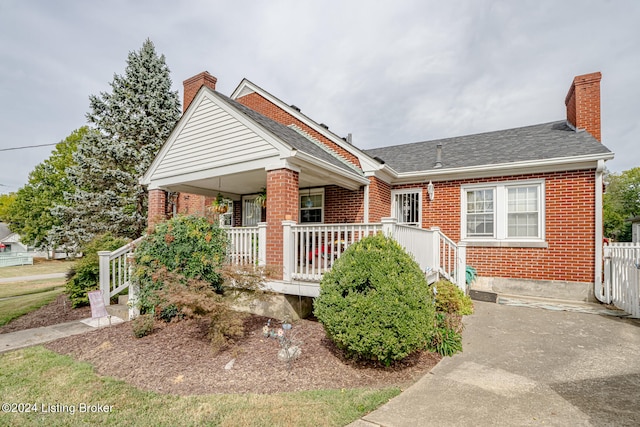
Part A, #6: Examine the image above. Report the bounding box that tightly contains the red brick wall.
[368,176,391,222]
[392,169,597,283]
[176,193,207,216]
[323,185,365,223]
[183,71,217,113]
[565,72,601,142]
[266,168,299,276]
[148,189,168,231]
[236,92,361,169]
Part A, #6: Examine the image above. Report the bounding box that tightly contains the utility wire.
[0,143,58,152]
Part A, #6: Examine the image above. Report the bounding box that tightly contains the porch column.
[148,189,168,232]
[266,167,299,279]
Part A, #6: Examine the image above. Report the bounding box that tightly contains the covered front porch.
[225,218,465,297]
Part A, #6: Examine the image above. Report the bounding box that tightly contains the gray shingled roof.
[364,121,613,173]
[0,223,12,240]
[210,91,361,176]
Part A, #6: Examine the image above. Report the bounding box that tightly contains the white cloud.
[1,0,639,193]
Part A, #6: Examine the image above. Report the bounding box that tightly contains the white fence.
[287,222,383,281]
[603,243,640,318]
[0,252,34,268]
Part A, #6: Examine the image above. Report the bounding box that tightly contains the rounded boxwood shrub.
[133,215,229,313]
[314,233,435,365]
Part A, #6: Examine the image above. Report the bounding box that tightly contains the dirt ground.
[3,295,440,395]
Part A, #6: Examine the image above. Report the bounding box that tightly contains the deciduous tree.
[604,167,640,241]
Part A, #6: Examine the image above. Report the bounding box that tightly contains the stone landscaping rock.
[278,345,301,362]
[224,358,235,370]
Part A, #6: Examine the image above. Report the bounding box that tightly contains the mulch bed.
[44,314,441,395]
[2,295,441,394]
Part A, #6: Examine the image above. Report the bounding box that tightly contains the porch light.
[427,181,435,201]
[305,197,314,208]
[305,188,314,208]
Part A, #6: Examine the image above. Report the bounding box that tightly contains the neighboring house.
[0,222,28,253]
[630,216,640,243]
[141,71,613,302]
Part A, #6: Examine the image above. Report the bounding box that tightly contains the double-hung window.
[462,180,545,244]
[300,188,324,223]
[392,189,422,227]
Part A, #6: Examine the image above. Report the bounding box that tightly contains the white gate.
[603,243,640,318]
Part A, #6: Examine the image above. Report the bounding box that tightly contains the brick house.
[141,71,613,302]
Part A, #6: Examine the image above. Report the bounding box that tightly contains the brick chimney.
[565,71,602,142]
[183,71,217,112]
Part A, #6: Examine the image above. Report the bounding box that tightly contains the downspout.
[594,159,605,302]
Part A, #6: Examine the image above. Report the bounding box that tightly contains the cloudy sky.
[1,0,638,194]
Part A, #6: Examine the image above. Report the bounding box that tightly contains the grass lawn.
[0,346,400,427]
[0,278,66,299]
[0,260,74,279]
[0,288,64,326]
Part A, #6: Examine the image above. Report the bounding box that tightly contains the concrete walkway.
[0,316,124,354]
[353,301,640,427]
[0,272,67,284]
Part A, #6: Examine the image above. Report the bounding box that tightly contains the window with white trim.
[392,189,422,226]
[242,196,261,226]
[462,180,544,242]
[300,188,324,223]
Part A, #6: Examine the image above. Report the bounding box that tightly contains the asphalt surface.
[352,301,640,427]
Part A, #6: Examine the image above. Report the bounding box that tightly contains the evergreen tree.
[53,39,180,247]
[7,127,86,251]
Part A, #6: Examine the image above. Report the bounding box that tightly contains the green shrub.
[132,314,155,338]
[428,280,471,357]
[65,233,129,307]
[430,312,463,356]
[141,267,245,352]
[433,280,474,315]
[314,233,435,366]
[133,215,229,313]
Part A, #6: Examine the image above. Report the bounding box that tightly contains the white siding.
[153,96,279,179]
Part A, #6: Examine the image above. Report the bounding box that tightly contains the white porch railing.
[286,222,383,281]
[282,218,467,290]
[603,243,640,318]
[98,219,467,307]
[382,220,467,290]
[226,224,265,266]
[98,236,145,317]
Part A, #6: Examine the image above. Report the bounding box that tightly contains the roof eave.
[392,153,615,183]
[230,79,382,172]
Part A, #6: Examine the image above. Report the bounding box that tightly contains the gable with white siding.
[148,91,283,182]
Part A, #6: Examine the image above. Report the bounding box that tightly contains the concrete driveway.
[355,301,640,426]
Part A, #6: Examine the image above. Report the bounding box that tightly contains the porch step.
[106,304,129,321]
[496,293,630,317]
[469,289,498,303]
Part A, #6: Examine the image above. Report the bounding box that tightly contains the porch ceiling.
[159,164,359,200]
